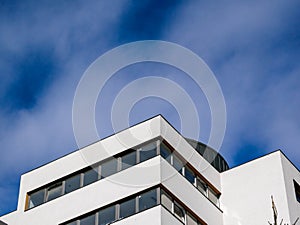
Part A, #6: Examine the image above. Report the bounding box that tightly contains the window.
[65,222,77,225]
[186,212,197,225]
[65,174,81,194]
[185,166,195,185]
[196,177,207,195]
[160,143,172,163]
[29,189,45,208]
[174,201,185,222]
[98,205,116,225]
[46,182,62,201]
[139,189,157,211]
[208,188,219,206]
[80,214,95,225]
[294,180,300,203]
[101,158,118,178]
[121,151,136,170]
[83,168,99,186]
[61,186,207,225]
[161,190,172,212]
[140,142,157,163]
[173,154,183,174]
[119,197,136,219]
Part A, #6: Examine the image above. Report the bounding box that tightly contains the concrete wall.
[280,153,300,223]
[221,151,299,225]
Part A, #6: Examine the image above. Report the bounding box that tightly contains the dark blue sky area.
[117,0,184,42]
[2,48,57,111]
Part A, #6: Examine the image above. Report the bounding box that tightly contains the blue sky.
[1,0,300,215]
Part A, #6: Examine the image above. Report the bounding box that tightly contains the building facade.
[0,115,299,224]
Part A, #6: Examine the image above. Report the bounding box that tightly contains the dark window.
[46,182,62,201]
[140,142,157,163]
[120,197,136,219]
[174,201,185,222]
[101,158,118,178]
[29,189,45,208]
[160,143,172,163]
[83,168,99,186]
[65,222,77,225]
[173,154,183,174]
[99,205,116,225]
[294,180,300,203]
[196,177,207,195]
[139,189,157,211]
[121,151,136,170]
[80,214,95,225]
[185,166,195,185]
[80,215,95,225]
[65,174,81,194]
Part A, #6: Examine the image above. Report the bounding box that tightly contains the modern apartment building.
[0,115,299,225]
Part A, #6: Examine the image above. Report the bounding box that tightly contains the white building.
[0,115,299,225]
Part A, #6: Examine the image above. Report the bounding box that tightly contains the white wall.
[280,153,300,223]
[112,206,162,225]
[221,151,297,225]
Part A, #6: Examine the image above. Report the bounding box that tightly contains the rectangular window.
[121,151,136,170]
[173,154,183,174]
[65,222,77,225]
[28,189,45,208]
[46,182,63,201]
[196,177,207,195]
[174,201,185,222]
[101,158,118,179]
[294,180,300,203]
[140,142,157,163]
[80,214,95,225]
[208,188,219,206]
[83,168,99,186]
[98,205,116,225]
[161,190,172,212]
[139,189,157,211]
[119,197,136,219]
[60,186,208,225]
[65,174,81,194]
[186,212,197,225]
[185,166,195,185]
[160,143,172,163]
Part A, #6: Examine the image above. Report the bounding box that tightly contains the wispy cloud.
[0,0,299,216]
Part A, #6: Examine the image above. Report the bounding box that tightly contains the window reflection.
[99,205,116,225]
[121,151,136,170]
[139,189,157,211]
[46,182,62,201]
[80,214,95,225]
[101,159,118,178]
[65,174,81,194]
[140,142,157,163]
[120,197,136,219]
[29,189,45,208]
[83,168,99,186]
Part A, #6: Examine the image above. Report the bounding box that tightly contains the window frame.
[294,180,300,203]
